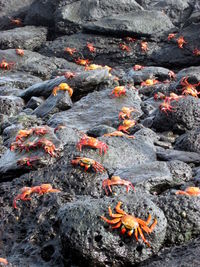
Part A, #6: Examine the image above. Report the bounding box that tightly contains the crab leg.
[108,206,123,218]
[112,221,122,229]
[138,227,151,247]
[134,228,138,240]
[115,201,127,215]
[101,216,121,224]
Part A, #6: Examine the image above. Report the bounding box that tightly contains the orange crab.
[133,65,144,71]
[13,184,60,209]
[140,41,148,52]
[16,48,24,56]
[168,93,183,102]
[118,119,136,134]
[119,43,131,52]
[159,100,175,115]
[0,59,15,70]
[193,48,200,56]
[0,258,8,265]
[103,131,135,139]
[86,42,96,53]
[102,176,135,195]
[167,33,176,41]
[15,129,33,141]
[52,83,73,97]
[85,64,112,72]
[141,79,159,86]
[110,86,126,97]
[101,201,157,247]
[64,71,75,79]
[75,58,90,66]
[64,47,77,56]
[17,156,40,167]
[71,157,105,173]
[177,36,187,49]
[175,187,200,196]
[10,18,22,26]
[76,134,108,155]
[119,107,136,120]
[34,126,49,135]
[180,77,200,98]
[36,138,57,157]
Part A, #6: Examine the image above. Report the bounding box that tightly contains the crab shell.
[71,157,105,173]
[77,135,108,155]
[176,187,200,196]
[102,176,135,195]
[111,86,126,97]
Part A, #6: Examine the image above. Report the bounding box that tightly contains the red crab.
[64,47,77,56]
[168,70,176,80]
[34,126,49,136]
[103,131,135,139]
[17,156,40,167]
[159,100,175,115]
[15,129,33,141]
[154,92,166,101]
[180,77,200,98]
[193,48,200,56]
[0,258,8,265]
[52,83,73,97]
[168,93,183,102]
[124,37,136,43]
[119,43,131,52]
[76,134,108,155]
[133,65,144,71]
[64,71,75,79]
[16,48,24,56]
[101,201,157,247]
[118,119,136,134]
[71,157,105,173]
[177,36,187,49]
[167,33,176,41]
[110,86,126,97]
[0,59,15,70]
[175,187,200,196]
[36,139,57,157]
[10,18,22,26]
[86,42,96,53]
[102,176,135,195]
[140,41,148,52]
[141,79,159,86]
[75,58,90,66]
[119,107,136,120]
[13,184,60,209]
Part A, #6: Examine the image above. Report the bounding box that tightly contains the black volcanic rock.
[83,10,175,39]
[0,26,47,50]
[175,127,200,153]
[59,193,167,266]
[55,0,142,34]
[152,96,200,132]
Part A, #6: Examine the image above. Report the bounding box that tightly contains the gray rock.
[113,160,192,193]
[0,96,24,116]
[33,90,73,118]
[25,96,44,110]
[20,68,112,101]
[140,236,200,267]
[0,49,78,79]
[48,87,142,131]
[83,11,175,39]
[0,26,47,50]
[58,193,167,266]
[175,128,200,153]
[152,96,200,132]
[156,147,200,164]
[156,191,200,245]
[55,0,142,34]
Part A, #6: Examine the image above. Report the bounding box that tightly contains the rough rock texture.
[1,0,200,266]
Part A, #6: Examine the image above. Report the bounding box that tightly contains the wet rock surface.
[0,0,200,266]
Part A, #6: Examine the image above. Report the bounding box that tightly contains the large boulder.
[58,193,167,266]
[0,26,47,50]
